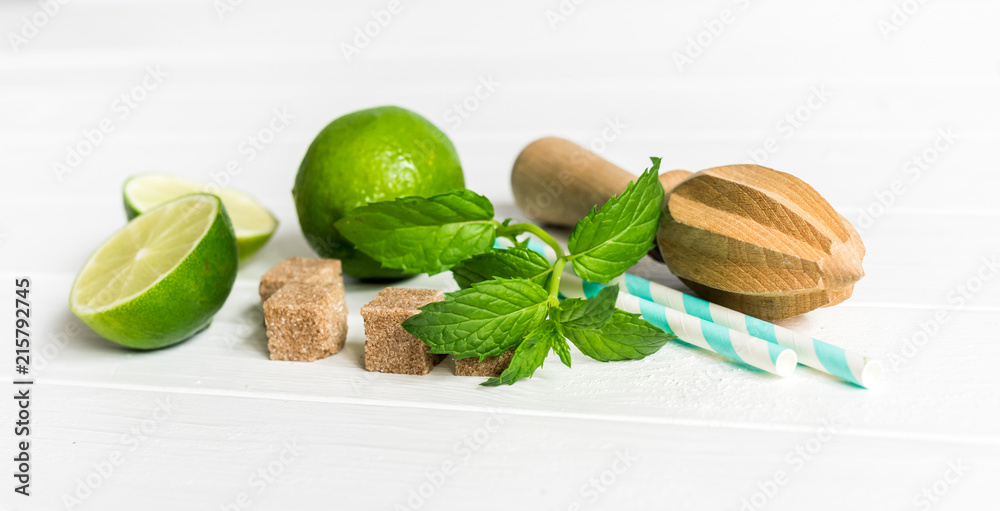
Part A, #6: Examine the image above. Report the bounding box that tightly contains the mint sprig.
[334,190,496,274]
[551,336,572,368]
[340,158,675,385]
[451,246,552,289]
[482,321,559,386]
[402,278,549,360]
[549,284,618,329]
[558,308,674,362]
[568,158,664,283]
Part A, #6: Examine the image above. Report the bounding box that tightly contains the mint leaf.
[482,321,558,386]
[451,247,552,289]
[561,309,674,362]
[550,285,618,329]
[551,336,572,368]
[335,190,496,274]
[567,159,664,282]
[402,278,549,359]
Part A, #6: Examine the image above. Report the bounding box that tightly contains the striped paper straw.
[494,237,880,387]
[560,274,797,377]
[603,273,882,388]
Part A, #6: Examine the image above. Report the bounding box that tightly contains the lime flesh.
[123,174,278,260]
[71,194,238,349]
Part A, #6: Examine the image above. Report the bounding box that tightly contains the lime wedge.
[123,173,278,260]
[71,194,239,349]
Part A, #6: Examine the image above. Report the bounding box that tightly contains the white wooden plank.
[17,261,1000,443]
[3,68,998,133]
[1,120,994,210]
[16,385,999,511]
[3,0,998,82]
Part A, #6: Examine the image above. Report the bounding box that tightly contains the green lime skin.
[124,197,141,221]
[232,230,275,261]
[293,105,465,280]
[125,198,274,262]
[71,196,239,349]
[122,177,278,262]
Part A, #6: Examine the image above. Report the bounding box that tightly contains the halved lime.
[70,194,239,349]
[123,173,278,260]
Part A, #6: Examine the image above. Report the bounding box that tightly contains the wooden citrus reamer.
[511,137,865,320]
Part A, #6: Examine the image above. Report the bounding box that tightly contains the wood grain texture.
[512,136,690,226]
[512,138,865,319]
[660,164,866,320]
[23,385,1000,511]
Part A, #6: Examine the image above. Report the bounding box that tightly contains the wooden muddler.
[511,137,692,226]
[511,137,866,320]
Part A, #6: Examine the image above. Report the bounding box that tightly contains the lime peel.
[123,173,277,260]
[70,194,238,349]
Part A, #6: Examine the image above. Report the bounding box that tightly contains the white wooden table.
[3,1,999,509]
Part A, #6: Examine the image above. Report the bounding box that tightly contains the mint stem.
[500,223,566,259]
[548,257,566,302]
[496,222,567,302]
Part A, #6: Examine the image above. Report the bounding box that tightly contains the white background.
[2,0,999,509]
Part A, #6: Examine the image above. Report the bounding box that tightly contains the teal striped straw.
[560,274,797,376]
[494,237,881,388]
[606,273,882,388]
[493,238,796,377]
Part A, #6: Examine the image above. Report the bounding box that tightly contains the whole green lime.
[293,106,465,280]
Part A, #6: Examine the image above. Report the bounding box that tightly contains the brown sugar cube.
[259,257,342,302]
[263,282,347,362]
[360,288,446,375]
[455,350,515,377]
